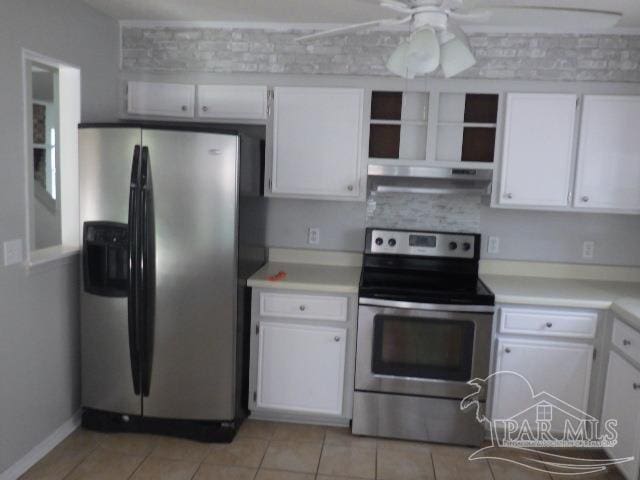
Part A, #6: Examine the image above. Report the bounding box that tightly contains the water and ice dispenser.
[83,222,129,297]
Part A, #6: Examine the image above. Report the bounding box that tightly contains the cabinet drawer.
[259,292,348,321]
[499,307,597,338]
[612,318,640,365]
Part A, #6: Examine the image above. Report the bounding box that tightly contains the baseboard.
[0,410,82,480]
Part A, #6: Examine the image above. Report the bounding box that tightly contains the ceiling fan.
[296,0,622,79]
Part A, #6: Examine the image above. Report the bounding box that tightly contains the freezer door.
[141,129,240,420]
[79,127,142,415]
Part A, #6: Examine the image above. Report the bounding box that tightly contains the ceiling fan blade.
[478,7,622,29]
[448,9,492,23]
[296,16,412,42]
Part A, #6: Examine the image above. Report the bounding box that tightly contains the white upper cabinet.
[499,94,577,207]
[127,81,195,118]
[269,87,364,200]
[197,85,268,120]
[574,95,640,212]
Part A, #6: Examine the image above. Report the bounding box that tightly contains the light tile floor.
[20,420,624,479]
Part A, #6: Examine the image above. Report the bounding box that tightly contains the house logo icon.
[460,371,633,476]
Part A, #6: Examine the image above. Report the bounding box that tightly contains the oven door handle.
[358,297,495,313]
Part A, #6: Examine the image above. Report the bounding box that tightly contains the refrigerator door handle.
[139,146,156,397]
[127,145,141,395]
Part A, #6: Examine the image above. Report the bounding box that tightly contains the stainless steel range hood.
[368,165,493,195]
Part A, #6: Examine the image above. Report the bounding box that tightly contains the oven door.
[356,303,493,399]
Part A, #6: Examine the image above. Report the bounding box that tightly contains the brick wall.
[122,26,640,82]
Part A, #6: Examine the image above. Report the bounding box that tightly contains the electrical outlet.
[307,227,320,245]
[3,239,23,266]
[582,241,595,259]
[487,236,500,254]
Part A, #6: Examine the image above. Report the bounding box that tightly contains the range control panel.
[366,229,478,259]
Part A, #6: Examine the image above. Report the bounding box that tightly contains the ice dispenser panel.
[83,221,129,297]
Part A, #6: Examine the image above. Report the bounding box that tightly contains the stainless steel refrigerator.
[78,124,266,441]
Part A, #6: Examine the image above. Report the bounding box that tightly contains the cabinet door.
[574,95,640,212]
[127,81,195,118]
[499,94,577,207]
[197,85,267,120]
[271,87,364,199]
[257,322,346,415]
[492,338,593,433]
[602,352,640,480]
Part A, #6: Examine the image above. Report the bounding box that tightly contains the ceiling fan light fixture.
[386,41,416,79]
[406,27,440,74]
[440,36,477,78]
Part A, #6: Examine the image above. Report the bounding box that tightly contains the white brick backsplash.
[121,26,640,82]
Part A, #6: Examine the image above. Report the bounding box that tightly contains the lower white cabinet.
[492,337,593,433]
[602,352,640,479]
[256,322,346,415]
[249,287,356,423]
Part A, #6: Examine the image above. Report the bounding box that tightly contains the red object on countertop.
[267,271,287,282]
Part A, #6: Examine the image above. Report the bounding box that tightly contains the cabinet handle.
[299,305,306,311]
[347,185,354,192]
[505,193,513,199]
[505,347,511,354]
[202,105,208,112]
[623,339,632,346]
[546,322,553,328]
[581,196,589,202]
[334,336,341,342]
[633,383,640,390]
[181,105,188,112]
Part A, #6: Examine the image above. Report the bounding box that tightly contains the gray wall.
[121,25,640,266]
[0,0,118,473]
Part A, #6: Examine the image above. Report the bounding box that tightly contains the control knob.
[388,238,397,247]
[449,241,458,250]
[375,237,384,246]
[462,242,471,251]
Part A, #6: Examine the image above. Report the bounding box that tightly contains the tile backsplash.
[366,191,482,233]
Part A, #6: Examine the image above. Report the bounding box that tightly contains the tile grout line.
[59,432,102,480]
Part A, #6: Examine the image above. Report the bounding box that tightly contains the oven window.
[372,315,475,381]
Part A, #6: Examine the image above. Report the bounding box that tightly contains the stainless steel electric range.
[352,228,495,447]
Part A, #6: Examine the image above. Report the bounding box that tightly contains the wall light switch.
[308,227,320,246]
[487,236,500,255]
[582,241,595,259]
[3,239,24,266]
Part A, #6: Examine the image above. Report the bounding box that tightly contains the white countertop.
[482,274,640,310]
[247,261,361,294]
[611,297,640,330]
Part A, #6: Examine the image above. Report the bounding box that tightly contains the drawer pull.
[546,322,553,328]
[334,336,341,342]
[505,347,511,354]
[633,383,640,390]
[623,339,632,346]
[181,105,188,111]
[299,305,306,311]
